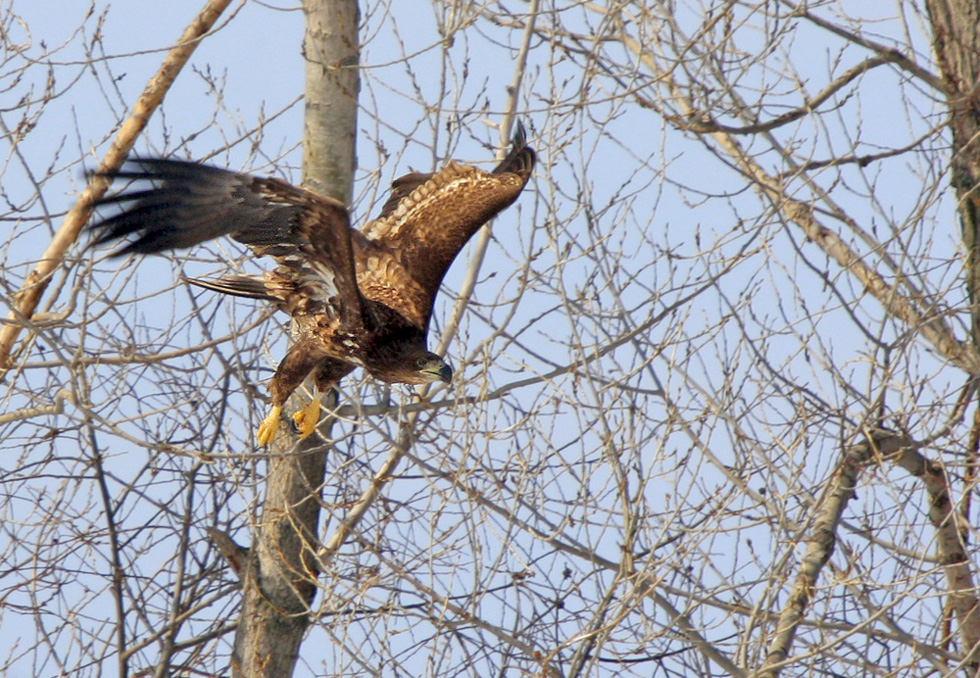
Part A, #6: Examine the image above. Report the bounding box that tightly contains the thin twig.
[0,0,236,371]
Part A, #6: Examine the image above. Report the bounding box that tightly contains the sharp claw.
[256,405,283,446]
[292,396,322,440]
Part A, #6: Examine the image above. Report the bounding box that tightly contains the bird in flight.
[90,124,536,445]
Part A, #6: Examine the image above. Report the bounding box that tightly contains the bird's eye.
[417,357,429,368]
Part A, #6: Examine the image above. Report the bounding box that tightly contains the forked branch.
[0,0,235,371]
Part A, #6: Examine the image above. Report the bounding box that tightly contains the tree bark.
[230,1,359,676]
[925,2,980,672]
[926,0,980,348]
[301,0,359,202]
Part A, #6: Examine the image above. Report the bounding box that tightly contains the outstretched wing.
[89,159,366,330]
[359,124,536,326]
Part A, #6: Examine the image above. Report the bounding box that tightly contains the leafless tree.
[3,1,980,677]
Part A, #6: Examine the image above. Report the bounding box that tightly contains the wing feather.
[350,232,430,330]
[374,172,432,221]
[89,159,367,332]
[360,125,535,325]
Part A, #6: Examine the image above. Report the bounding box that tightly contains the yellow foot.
[292,396,322,439]
[256,406,283,446]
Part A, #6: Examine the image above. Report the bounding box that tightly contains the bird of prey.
[89,124,536,445]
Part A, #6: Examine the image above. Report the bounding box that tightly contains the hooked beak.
[417,357,453,385]
[436,362,454,384]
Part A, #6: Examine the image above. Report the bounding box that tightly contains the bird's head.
[409,352,454,385]
[371,348,453,386]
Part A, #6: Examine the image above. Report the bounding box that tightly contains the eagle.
[90,124,535,445]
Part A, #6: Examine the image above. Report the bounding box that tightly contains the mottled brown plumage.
[89,124,536,445]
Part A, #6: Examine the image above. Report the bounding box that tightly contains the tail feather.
[182,274,276,301]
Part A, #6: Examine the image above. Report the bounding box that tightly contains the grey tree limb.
[229,1,359,676]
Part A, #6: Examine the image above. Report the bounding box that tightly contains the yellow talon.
[256,405,283,446]
[292,396,322,440]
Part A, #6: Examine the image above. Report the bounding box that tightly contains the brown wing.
[350,231,431,331]
[89,159,367,332]
[374,171,432,221]
[359,124,536,326]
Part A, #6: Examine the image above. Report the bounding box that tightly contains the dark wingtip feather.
[513,120,527,148]
[86,158,255,257]
[493,120,536,176]
[86,158,195,256]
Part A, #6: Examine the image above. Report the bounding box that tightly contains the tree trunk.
[301,0,359,202]
[230,1,359,676]
[925,0,980,673]
[926,0,980,349]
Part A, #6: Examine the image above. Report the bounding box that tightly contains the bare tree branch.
[0,0,236,370]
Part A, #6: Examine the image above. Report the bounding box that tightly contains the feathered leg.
[256,342,327,446]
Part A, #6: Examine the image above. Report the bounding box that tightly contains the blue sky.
[0,2,967,676]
